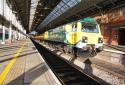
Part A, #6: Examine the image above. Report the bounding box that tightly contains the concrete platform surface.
[0,39,60,85]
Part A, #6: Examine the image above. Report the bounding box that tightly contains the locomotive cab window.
[72,23,77,32]
[82,23,99,33]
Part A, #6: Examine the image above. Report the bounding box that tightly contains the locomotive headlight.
[82,36,88,43]
[98,37,103,43]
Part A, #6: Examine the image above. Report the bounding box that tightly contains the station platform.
[0,39,60,85]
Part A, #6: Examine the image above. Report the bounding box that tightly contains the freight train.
[41,17,103,56]
[33,34,44,42]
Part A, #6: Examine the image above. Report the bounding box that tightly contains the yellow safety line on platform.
[0,42,26,85]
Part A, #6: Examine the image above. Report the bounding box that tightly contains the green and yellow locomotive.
[43,17,103,56]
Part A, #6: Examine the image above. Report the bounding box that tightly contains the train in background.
[32,34,44,42]
[35,17,103,56]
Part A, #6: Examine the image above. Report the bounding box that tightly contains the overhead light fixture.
[43,7,51,10]
[38,2,42,6]
[40,14,43,16]
[12,10,17,14]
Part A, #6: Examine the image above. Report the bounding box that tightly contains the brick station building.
[95,6,125,45]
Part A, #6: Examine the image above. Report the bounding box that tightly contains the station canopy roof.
[8,0,125,34]
[38,0,81,29]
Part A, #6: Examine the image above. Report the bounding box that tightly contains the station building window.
[123,7,125,15]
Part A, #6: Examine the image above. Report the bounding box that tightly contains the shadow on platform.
[0,49,36,57]
[0,51,37,63]
[0,45,21,51]
[6,63,48,85]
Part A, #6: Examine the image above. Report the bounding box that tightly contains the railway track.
[104,44,125,52]
[32,40,100,85]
